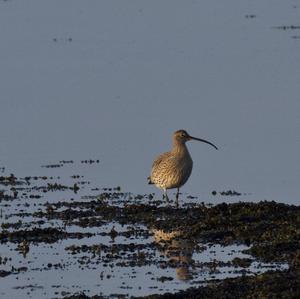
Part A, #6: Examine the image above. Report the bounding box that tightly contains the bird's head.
[173,129,218,150]
[173,130,191,143]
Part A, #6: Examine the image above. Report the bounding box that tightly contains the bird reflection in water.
[151,228,197,281]
[17,240,30,258]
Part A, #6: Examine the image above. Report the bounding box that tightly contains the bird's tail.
[147,176,154,184]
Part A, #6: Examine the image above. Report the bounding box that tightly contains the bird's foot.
[163,194,170,203]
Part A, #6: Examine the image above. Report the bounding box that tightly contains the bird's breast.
[152,152,193,190]
[174,154,193,186]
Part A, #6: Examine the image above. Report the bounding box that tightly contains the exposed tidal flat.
[0,161,299,298]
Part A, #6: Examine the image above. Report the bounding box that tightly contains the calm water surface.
[0,0,300,203]
[0,0,299,298]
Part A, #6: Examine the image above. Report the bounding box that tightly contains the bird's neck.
[171,140,190,156]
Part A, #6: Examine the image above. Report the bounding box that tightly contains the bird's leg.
[163,189,169,203]
[175,188,180,207]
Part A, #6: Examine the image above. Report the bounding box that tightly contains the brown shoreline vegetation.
[65,269,299,299]
[143,269,300,299]
[61,200,299,299]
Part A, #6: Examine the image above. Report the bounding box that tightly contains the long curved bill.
[189,136,218,150]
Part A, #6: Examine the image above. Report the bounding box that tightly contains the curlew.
[148,130,218,205]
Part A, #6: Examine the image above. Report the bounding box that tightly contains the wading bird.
[148,130,218,205]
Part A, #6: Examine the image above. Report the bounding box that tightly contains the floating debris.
[80,159,100,164]
[60,160,74,164]
[245,14,257,19]
[52,37,73,43]
[273,25,300,30]
[41,164,63,168]
[212,190,242,196]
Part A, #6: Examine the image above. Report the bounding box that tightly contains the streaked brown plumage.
[148,130,218,205]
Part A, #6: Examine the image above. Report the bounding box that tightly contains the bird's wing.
[148,154,165,184]
[151,152,170,170]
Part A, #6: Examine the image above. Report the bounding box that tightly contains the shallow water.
[0,163,288,298]
[0,0,299,298]
[0,239,286,299]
